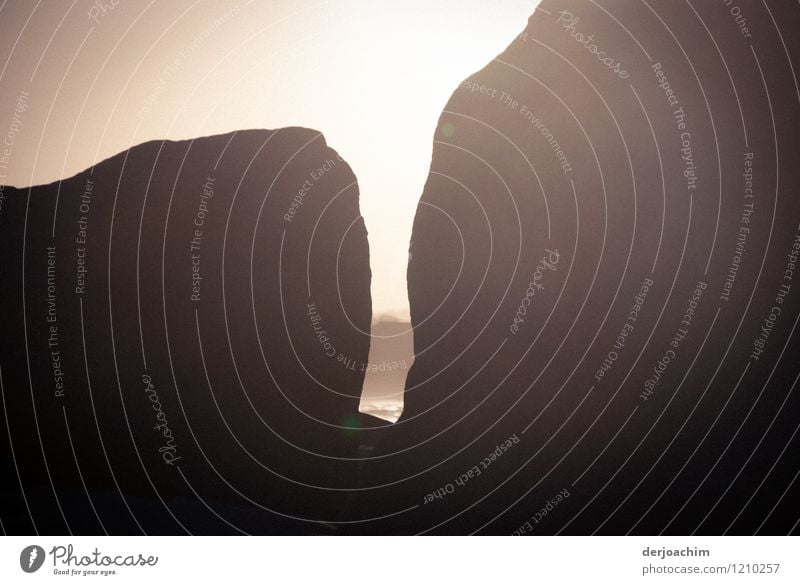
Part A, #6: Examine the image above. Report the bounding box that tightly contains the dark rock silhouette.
[366,0,800,534]
[0,128,386,533]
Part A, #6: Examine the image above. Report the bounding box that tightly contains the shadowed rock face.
[0,128,382,533]
[371,0,800,534]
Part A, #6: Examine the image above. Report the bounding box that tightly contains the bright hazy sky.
[0,0,537,318]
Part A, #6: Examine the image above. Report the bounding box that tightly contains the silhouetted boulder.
[372,0,800,534]
[0,128,380,533]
